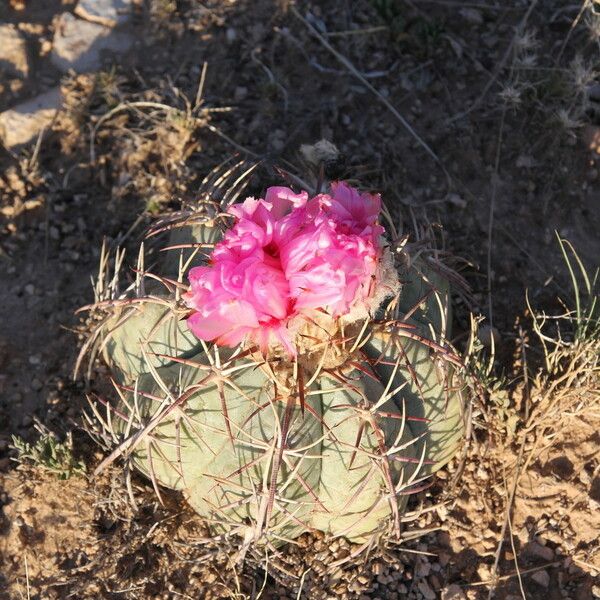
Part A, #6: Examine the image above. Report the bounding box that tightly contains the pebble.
[477,563,492,580]
[447,193,467,208]
[416,561,431,578]
[418,581,437,600]
[234,86,248,101]
[531,569,550,588]
[0,24,29,78]
[0,87,62,148]
[74,0,133,27]
[526,541,555,562]
[459,7,483,24]
[226,27,237,43]
[51,12,133,73]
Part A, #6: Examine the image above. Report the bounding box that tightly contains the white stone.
[0,24,29,78]
[51,12,133,73]
[0,87,62,148]
[74,0,133,27]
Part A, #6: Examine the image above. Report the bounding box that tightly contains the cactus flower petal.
[185,183,389,354]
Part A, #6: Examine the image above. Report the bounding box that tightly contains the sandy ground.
[1,1,599,598]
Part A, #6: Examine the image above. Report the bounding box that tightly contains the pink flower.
[184,182,385,355]
[322,181,384,241]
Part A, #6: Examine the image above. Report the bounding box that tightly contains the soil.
[1,1,599,599]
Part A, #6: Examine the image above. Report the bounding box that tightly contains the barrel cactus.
[82,176,468,548]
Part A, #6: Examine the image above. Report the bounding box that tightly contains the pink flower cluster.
[184,182,385,355]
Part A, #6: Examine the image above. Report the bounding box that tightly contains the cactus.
[83,177,468,547]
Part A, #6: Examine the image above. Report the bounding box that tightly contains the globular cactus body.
[87,180,468,546]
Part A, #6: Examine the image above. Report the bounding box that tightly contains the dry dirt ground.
[1,1,599,599]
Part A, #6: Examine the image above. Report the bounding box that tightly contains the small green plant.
[371,0,407,44]
[556,235,599,343]
[528,235,599,375]
[370,1,444,55]
[11,426,86,480]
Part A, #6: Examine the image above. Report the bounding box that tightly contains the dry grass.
[1,0,600,598]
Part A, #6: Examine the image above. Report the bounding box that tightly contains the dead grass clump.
[443,237,599,597]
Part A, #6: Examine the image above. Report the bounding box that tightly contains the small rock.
[478,325,500,348]
[234,86,248,101]
[0,87,62,148]
[525,541,555,562]
[0,24,29,78]
[459,8,483,24]
[74,0,133,27]
[442,584,466,600]
[416,561,431,578]
[531,570,550,588]
[477,563,492,581]
[225,27,237,43]
[516,154,538,168]
[429,574,442,591]
[418,581,437,600]
[438,552,451,567]
[447,193,467,208]
[51,12,133,73]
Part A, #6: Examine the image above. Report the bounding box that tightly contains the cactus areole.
[87,180,468,547]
